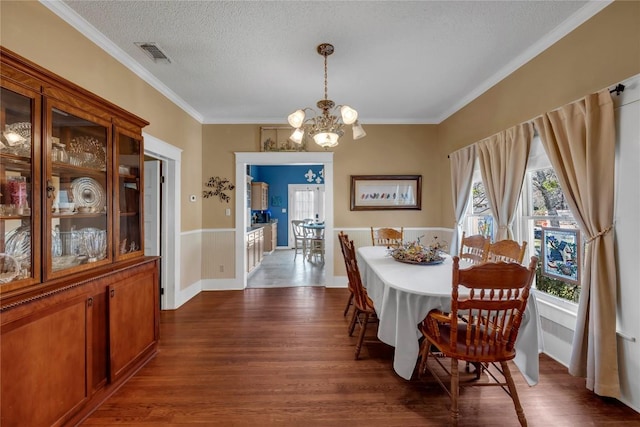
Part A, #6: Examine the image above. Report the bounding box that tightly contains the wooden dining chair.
[338,232,378,359]
[487,239,528,264]
[459,231,490,264]
[417,256,538,427]
[370,227,404,248]
[338,231,354,317]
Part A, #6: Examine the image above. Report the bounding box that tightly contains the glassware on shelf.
[7,176,27,207]
[0,253,20,284]
[52,225,62,257]
[2,122,31,157]
[4,225,31,278]
[68,136,106,170]
[81,228,107,262]
[51,139,69,163]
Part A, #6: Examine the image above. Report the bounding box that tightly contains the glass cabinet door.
[115,129,143,260]
[0,83,40,291]
[46,101,111,279]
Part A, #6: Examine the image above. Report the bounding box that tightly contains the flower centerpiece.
[389,236,448,265]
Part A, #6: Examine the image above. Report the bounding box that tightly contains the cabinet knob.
[110,289,115,298]
[87,297,94,307]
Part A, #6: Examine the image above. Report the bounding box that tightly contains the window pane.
[529,168,569,216]
[466,215,494,238]
[472,182,491,214]
[525,169,580,303]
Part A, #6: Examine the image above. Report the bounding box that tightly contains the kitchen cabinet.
[0,47,158,426]
[250,182,268,211]
[263,222,277,253]
[247,227,264,272]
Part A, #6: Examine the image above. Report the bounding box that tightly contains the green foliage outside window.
[535,249,580,303]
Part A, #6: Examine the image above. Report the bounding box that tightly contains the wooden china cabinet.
[0,47,159,426]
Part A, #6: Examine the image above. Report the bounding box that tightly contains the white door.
[144,160,161,257]
[288,184,325,247]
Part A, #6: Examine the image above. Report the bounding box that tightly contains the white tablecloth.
[357,246,542,385]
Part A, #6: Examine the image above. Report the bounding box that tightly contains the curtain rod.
[447,83,627,159]
[609,83,625,95]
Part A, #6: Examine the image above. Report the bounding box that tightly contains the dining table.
[356,245,542,385]
[301,221,325,238]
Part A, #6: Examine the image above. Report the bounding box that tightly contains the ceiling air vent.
[135,42,171,64]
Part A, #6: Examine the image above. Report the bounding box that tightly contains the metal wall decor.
[203,176,235,203]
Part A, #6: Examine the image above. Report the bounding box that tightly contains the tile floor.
[247,248,325,288]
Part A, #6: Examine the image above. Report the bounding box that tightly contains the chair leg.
[348,308,359,336]
[343,292,353,317]
[355,312,369,360]
[417,339,428,377]
[450,358,460,426]
[501,361,527,427]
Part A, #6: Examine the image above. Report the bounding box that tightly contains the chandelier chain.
[323,53,328,103]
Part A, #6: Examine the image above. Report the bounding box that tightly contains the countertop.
[247,219,278,233]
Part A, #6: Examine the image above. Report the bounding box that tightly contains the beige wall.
[331,125,440,227]
[0,0,203,231]
[201,124,259,229]
[202,124,440,229]
[437,0,640,225]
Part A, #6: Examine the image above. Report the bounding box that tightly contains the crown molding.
[40,0,611,126]
[436,0,614,123]
[39,0,204,123]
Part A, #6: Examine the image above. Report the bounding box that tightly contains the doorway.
[144,157,162,307]
[143,132,182,310]
[235,152,334,289]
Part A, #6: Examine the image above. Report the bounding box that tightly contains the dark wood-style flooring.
[82,286,640,426]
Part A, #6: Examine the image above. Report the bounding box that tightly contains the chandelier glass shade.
[287,43,365,149]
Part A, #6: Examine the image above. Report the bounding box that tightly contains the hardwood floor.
[82,287,640,426]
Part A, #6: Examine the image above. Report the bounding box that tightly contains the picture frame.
[260,126,307,152]
[350,175,422,211]
[541,227,580,285]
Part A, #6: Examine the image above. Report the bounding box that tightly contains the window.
[461,136,581,303]
[522,167,580,302]
[465,181,494,239]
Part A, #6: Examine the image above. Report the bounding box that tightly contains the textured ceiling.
[51,1,607,124]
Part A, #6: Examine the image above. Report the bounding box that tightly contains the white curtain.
[534,90,619,398]
[449,145,476,256]
[477,122,534,241]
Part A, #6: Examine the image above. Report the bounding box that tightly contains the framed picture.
[541,227,580,285]
[350,175,422,211]
[260,126,307,152]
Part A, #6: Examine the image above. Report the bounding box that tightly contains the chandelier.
[287,43,366,149]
